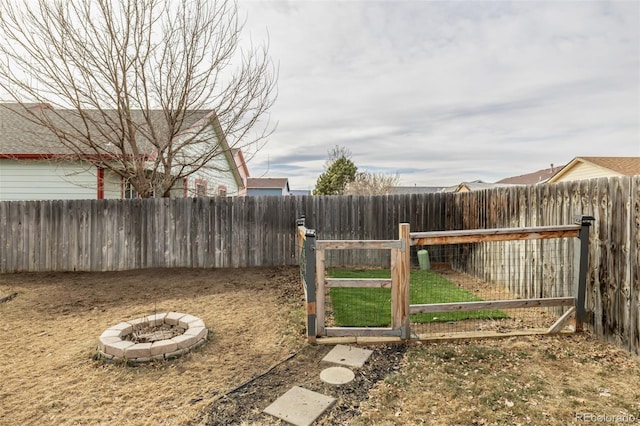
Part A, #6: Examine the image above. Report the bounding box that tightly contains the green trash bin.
[417,249,430,270]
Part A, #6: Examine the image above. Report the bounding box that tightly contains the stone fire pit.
[97,312,208,363]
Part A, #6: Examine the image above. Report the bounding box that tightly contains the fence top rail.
[411,224,582,246]
[316,240,402,250]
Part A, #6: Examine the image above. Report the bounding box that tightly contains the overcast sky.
[238,0,640,190]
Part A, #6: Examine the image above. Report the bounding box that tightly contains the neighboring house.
[0,103,245,201]
[413,157,638,195]
[290,189,312,196]
[441,180,513,193]
[245,178,290,196]
[547,156,640,183]
[497,164,564,185]
[390,186,445,195]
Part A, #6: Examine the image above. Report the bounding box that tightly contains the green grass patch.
[328,268,507,327]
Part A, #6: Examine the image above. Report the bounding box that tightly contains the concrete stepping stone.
[263,386,336,426]
[322,344,373,368]
[320,366,355,385]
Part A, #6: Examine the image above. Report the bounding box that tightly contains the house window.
[124,179,155,198]
[124,180,138,199]
[218,185,227,197]
[195,179,207,197]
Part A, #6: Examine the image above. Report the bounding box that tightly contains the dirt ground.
[1,266,639,425]
[0,266,306,425]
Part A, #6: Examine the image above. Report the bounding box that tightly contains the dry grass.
[354,334,640,425]
[1,266,639,425]
[0,267,304,425]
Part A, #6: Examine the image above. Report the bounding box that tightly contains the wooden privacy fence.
[0,175,638,354]
[297,217,594,344]
[0,197,305,272]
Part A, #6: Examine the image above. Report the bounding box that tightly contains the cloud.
[239,0,640,189]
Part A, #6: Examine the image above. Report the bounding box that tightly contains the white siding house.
[547,157,640,183]
[0,103,246,201]
[0,159,98,200]
[184,152,241,197]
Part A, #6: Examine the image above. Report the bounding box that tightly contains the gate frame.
[296,216,594,344]
[315,223,410,339]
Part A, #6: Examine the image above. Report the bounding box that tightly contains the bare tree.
[343,171,399,196]
[0,0,276,197]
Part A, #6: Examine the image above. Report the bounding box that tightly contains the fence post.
[392,223,411,340]
[304,228,317,343]
[575,215,595,331]
[316,247,326,337]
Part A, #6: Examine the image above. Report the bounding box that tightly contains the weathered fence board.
[631,176,640,354]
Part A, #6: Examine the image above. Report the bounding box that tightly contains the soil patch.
[199,344,407,425]
[125,322,185,343]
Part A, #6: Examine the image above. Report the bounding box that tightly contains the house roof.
[231,149,250,179]
[246,178,289,189]
[497,164,564,185]
[0,102,212,157]
[389,186,445,195]
[1,102,244,189]
[575,157,640,176]
[1,103,70,155]
[441,180,513,193]
[548,156,640,182]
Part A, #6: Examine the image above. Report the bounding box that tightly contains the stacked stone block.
[97,312,208,363]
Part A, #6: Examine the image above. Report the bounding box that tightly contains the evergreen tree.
[313,146,357,195]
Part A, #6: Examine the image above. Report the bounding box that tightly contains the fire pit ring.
[97,312,208,363]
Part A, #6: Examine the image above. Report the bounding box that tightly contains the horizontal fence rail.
[410,225,581,245]
[315,240,404,250]
[409,297,576,314]
[325,278,393,288]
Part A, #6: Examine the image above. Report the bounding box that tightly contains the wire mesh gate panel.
[408,242,575,338]
[409,219,593,340]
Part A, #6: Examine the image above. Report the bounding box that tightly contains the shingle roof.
[0,103,212,156]
[497,165,564,184]
[0,103,69,155]
[441,180,513,193]
[577,157,640,176]
[389,186,445,194]
[246,178,289,189]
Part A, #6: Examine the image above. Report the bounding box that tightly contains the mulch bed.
[199,343,408,425]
